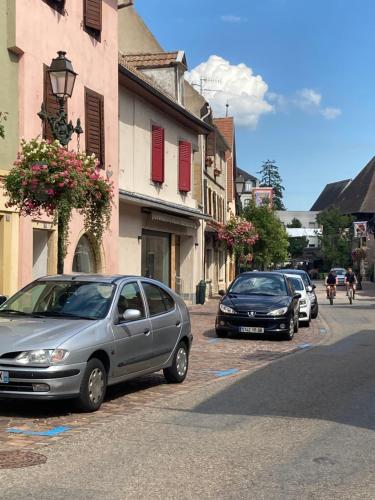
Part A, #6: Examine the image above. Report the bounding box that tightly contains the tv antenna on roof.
[225,100,230,117]
[191,76,222,96]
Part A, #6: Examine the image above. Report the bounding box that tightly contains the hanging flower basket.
[3,138,113,260]
[218,215,258,257]
[205,156,214,167]
[352,247,367,261]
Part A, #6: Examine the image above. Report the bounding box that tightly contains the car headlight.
[16,349,69,365]
[267,307,288,316]
[219,303,236,314]
[299,299,307,306]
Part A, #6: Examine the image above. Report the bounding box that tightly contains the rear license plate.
[0,371,9,384]
[240,327,264,333]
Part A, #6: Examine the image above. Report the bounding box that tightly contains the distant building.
[310,179,351,211]
[235,167,260,209]
[276,211,321,249]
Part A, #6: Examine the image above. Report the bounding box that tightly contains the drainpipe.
[200,105,211,286]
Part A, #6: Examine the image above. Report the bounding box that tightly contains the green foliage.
[286,217,308,258]
[218,216,258,258]
[3,138,113,258]
[257,159,285,210]
[243,201,289,269]
[316,208,353,270]
[0,111,8,139]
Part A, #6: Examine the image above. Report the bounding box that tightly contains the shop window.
[72,234,97,273]
[141,230,170,285]
[33,229,50,280]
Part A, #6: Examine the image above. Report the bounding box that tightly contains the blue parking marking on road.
[7,426,71,437]
[208,338,221,344]
[212,368,239,377]
[298,343,311,350]
[320,328,327,334]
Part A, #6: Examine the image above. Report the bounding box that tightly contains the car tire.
[311,308,318,319]
[283,316,295,341]
[76,358,107,412]
[163,341,189,384]
[294,316,299,333]
[215,329,228,338]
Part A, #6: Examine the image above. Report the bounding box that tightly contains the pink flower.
[46,188,55,196]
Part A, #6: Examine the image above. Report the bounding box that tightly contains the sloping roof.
[236,166,258,183]
[213,117,234,149]
[122,51,186,69]
[310,179,351,211]
[335,157,375,214]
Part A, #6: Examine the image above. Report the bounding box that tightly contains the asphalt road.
[1,286,375,499]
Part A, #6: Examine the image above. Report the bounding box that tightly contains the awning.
[151,211,198,229]
[119,189,210,220]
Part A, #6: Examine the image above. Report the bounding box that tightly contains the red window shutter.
[85,88,105,168]
[43,65,67,142]
[151,125,164,183]
[178,141,191,193]
[84,0,102,32]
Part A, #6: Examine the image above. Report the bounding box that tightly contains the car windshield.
[228,275,287,296]
[0,281,116,320]
[332,268,345,275]
[288,276,304,291]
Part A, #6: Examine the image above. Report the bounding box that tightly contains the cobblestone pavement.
[0,288,331,452]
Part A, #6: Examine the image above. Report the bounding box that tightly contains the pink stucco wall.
[15,0,119,286]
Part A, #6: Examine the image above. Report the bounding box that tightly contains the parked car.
[216,272,301,341]
[278,269,319,319]
[330,268,346,286]
[0,275,192,412]
[284,274,311,326]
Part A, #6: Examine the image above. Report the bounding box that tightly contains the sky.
[135,0,375,210]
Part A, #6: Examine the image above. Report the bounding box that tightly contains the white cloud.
[294,88,341,120]
[185,55,273,128]
[320,107,342,120]
[221,14,247,23]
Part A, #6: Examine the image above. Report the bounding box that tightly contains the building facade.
[0,0,119,296]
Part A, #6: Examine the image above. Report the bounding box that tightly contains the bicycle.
[327,285,335,305]
[347,284,355,304]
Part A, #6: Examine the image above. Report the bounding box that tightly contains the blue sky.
[136,0,375,209]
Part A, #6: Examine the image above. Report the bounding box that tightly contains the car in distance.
[277,269,319,319]
[216,272,301,340]
[284,274,311,326]
[330,267,346,286]
[0,275,192,412]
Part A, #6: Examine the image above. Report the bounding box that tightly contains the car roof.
[38,274,142,284]
[277,269,308,276]
[331,268,346,272]
[238,271,286,277]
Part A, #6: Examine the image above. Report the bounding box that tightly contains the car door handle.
[144,330,151,336]
[175,322,181,327]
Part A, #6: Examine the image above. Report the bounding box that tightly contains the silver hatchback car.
[0,275,192,411]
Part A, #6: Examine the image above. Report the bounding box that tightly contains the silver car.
[0,275,192,411]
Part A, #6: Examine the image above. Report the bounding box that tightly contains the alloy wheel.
[88,368,105,404]
[176,347,188,377]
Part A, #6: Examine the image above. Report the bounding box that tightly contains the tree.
[316,208,353,270]
[257,159,285,210]
[286,217,309,259]
[243,201,289,269]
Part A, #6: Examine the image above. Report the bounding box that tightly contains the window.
[85,88,105,168]
[143,283,174,316]
[117,282,145,321]
[84,0,102,39]
[151,125,165,183]
[42,0,65,14]
[72,234,97,273]
[178,141,191,192]
[43,65,67,141]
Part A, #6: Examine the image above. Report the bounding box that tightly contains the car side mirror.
[122,309,141,322]
[218,289,226,296]
[294,293,302,299]
[0,296,7,306]
[306,285,313,292]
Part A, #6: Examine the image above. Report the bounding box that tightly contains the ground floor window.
[141,230,170,285]
[33,229,51,280]
[219,250,225,282]
[72,234,97,273]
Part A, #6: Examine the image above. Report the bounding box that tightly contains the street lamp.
[235,174,245,195]
[38,51,83,146]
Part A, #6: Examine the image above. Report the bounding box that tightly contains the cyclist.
[345,267,357,298]
[325,270,337,298]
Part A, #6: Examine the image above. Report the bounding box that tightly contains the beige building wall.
[118,5,163,54]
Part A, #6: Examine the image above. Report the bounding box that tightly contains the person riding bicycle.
[325,270,337,298]
[345,267,357,297]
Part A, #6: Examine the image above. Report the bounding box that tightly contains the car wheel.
[216,329,228,338]
[76,358,107,412]
[294,316,299,333]
[311,309,318,319]
[283,316,295,340]
[163,341,189,383]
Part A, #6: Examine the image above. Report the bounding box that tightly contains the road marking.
[212,368,239,377]
[208,338,221,343]
[7,426,71,437]
[298,343,312,349]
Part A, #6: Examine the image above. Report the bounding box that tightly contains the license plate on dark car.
[240,327,264,333]
[0,371,9,384]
